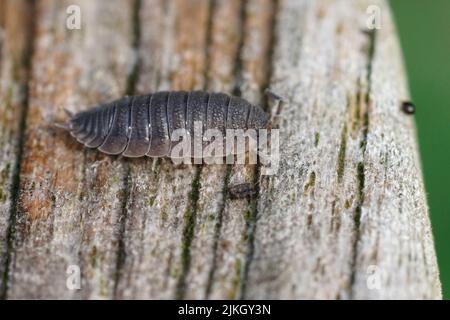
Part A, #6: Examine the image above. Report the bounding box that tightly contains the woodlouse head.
[251,105,269,129]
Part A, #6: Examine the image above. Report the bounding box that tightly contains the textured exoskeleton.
[64,91,268,157]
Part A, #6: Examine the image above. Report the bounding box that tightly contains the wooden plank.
[181,0,244,300]
[5,0,136,299]
[245,0,441,299]
[114,0,278,299]
[114,0,210,299]
[0,0,34,297]
[348,1,441,299]
[186,0,276,300]
[0,0,440,299]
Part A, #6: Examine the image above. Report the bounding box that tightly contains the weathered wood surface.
[0,0,441,299]
[0,0,35,297]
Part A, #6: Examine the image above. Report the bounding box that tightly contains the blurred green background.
[390,0,450,299]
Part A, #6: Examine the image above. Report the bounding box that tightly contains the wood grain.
[246,0,441,299]
[0,0,441,299]
[0,0,35,298]
[4,0,136,299]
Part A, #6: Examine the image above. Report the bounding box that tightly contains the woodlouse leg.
[151,158,158,171]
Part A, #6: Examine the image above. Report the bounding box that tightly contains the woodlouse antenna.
[265,88,286,128]
[264,88,285,102]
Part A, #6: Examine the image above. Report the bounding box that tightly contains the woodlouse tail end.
[52,107,76,131]
[53,121,71,131]
[64,107,75,118]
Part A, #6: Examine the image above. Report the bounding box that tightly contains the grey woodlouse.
[60,91,269,157]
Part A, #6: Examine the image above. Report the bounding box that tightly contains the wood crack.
[204,165,232,298]
[349,28,376,298]
[203,0,246,299]
[0,0,36,300]
[239,0,279,300]
[175,0,215,299]
[113,0,142,298]
[175,165,203,299]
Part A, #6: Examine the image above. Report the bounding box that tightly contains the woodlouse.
[60,91,269,157]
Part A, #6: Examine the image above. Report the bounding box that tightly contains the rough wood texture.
[0,0,35,297]
[0,0,441,299]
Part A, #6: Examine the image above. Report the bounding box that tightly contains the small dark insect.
[401,101,416,115]
[57,91,268,157]
[228,183,257,200]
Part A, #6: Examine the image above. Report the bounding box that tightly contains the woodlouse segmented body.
[65,91,268,157]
